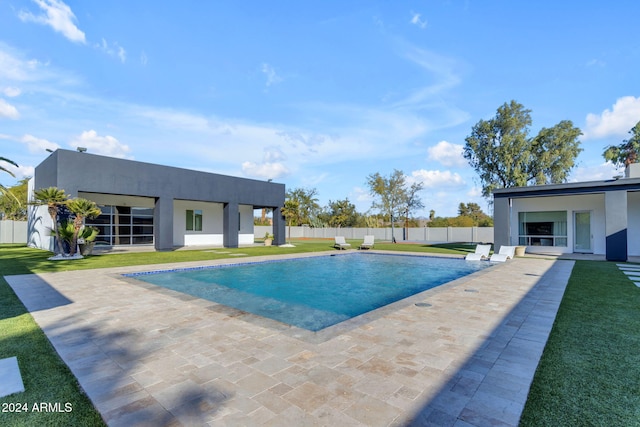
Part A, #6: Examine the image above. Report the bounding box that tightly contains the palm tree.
[32,187,69,255]
[65,198,102,256]
[0,156,19,201]
[281,199,300,244]
[0,156,18,177]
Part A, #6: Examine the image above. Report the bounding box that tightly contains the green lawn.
[519,260,640,426]
[2,242,637,425]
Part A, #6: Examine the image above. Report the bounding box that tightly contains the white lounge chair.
[359,235,375,250]
[489,245,516,262]
[465,244,492,261]
[334,236,351,250]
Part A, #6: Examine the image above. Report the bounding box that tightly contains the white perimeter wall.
[512,194,606,255]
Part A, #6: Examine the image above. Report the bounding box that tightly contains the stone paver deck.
[5,252,573,426]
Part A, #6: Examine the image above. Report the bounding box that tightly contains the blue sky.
[1,1,639,217]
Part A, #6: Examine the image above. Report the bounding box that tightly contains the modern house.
[493,164,640,261]
[28,149,286,251]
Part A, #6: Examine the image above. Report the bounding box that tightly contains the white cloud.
[584,96,640,139]
[2,87,21,97]
[0,99,20,119]
[0,162,34,180]
[261,63,283,87]
[69,130,131,158]
[570,162,619,181]
[409,169,465,188]
[18,0,86,44]
[96,39,127,63]
[242,161,289,180]
[586,58,605,67]
[427,140,466,167]
[410,12,427,29]
[466,186,482,198]
[0,44,54,83]
[393,45,462,108]
[21,134,60,153]
[241,146,289,180]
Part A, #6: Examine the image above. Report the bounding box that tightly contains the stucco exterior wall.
[173,200,224,246]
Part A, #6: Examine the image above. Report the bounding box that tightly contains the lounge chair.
[465,244,491,260]
[359,235,375,250]
[334,236,351,250]
[489,245,516,262]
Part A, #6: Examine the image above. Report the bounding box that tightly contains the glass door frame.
[573,210,593,253]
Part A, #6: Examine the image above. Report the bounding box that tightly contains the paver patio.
[5,252,573,426]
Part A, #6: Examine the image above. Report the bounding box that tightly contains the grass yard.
[519,260,640,426]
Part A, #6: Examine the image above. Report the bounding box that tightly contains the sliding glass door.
[574,211,592,253]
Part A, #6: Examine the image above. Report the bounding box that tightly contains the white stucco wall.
[173,200,224,246]
[239,204,255,245]
[172,202,256,246]
[511,194,606,255]
[628,191,640,256]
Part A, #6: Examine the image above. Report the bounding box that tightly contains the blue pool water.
[126,253,489,331]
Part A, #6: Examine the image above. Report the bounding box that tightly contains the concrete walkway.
[6,254,573,426]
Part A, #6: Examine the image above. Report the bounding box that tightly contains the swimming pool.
[126,253,490,331]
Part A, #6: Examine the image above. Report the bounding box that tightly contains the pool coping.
[5,253,574,426]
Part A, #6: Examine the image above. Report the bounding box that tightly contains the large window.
[518,211,567,247]
[86,206,154,245]
[186,209,203,231]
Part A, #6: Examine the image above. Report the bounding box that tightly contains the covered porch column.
[223,202,239,248]
[154,195,174,251]
[493,196,511,249]
[605,190,628,262]
[272,206,286,245]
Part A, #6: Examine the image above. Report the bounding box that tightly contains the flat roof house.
[493,164,640,262]
[28,149,286,251]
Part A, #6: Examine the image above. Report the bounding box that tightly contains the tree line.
[272,171,494,232]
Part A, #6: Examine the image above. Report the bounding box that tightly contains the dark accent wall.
[34,150,286,249]
[606,229,628,262]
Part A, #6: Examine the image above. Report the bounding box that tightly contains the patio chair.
[489,245,516,262]
[334,236,351,250]
[465,244,492,261]
[359,235,375,250]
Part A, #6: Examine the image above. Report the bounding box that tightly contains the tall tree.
[603,120,640,168]
[458,202,493,226]
[463,100,582,199]
[325,198,358,227]
[286,187,320,226]
[281,199,300,244]
[366,169,423,242]
[32,187,69,255]
[403,181,424,237]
